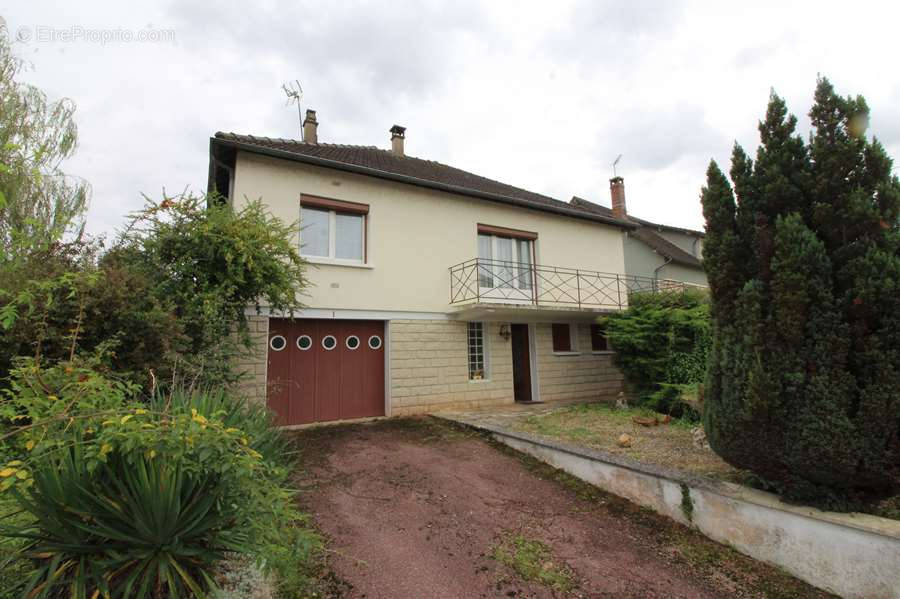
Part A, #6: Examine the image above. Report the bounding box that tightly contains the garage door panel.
[288,320,317,425]
[361,322,385,418]
[267,318,385,425]
[338,323,366,419]
[314,320,343,422]
[266,319,292,426]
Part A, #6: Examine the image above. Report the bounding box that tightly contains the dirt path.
[292,418,832,599]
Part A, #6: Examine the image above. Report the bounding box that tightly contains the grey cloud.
[167,1,489,104]
[545,0,686,71]
[598,103,729,171]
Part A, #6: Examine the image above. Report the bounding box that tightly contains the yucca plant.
[1,362,316,598]
[4,447,247,598]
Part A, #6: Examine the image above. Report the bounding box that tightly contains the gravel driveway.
[292,418,831,599]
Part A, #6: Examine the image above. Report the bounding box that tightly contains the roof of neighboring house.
[210,133,635,229]
[569,196,702,268]
[631,228,702,267]
[628,216,705,238]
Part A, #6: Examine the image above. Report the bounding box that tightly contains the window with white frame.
[477,233,533,291]
[467,321,488,380]
[300,205,365,263]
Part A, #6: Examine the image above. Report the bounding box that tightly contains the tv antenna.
[282,80,304,139]
[612,154,623,178]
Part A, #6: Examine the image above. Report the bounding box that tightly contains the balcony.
[448,257,703,320]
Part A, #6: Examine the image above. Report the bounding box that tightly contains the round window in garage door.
[368,335,382,350]
[269,335,287,351]
[322,335,337,350]
[346,335,360,350]
[296,335,312,350]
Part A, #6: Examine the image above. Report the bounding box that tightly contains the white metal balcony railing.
[448,257,704,310]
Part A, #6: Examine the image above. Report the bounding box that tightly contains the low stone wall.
[447,419,900,599]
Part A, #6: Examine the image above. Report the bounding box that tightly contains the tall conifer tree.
[701,78,899,506]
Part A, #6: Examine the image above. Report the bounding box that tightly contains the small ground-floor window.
[590,323,609,351]
[551,323,572,352]
[468,321,488,380]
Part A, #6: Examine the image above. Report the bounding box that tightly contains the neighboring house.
[207,110,695,426]
[570,178,707,287]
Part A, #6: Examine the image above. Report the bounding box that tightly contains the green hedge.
[603,289,710,419]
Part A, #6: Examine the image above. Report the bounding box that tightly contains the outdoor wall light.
[498,324,511,341]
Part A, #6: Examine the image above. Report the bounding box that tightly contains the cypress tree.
[701,78,900,507]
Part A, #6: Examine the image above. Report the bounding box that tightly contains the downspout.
[653,256,673,291]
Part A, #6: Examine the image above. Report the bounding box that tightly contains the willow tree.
[0,25,89,255]
[701,78,900,507]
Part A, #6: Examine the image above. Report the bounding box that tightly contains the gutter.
[211,137,638,230]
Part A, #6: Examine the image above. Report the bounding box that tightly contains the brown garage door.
[266,319,385,425]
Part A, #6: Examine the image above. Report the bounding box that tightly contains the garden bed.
[512,403,742,481]
[509,402,899,520]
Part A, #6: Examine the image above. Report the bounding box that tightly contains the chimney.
[390,124,406,156]
[610,176,626,219]
[303,109,318,144]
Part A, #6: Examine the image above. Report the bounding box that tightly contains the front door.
[510,323,532,402]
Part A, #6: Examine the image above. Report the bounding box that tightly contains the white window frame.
[477,234,533,300]
[467,321,491,382]
[300,207,366,265]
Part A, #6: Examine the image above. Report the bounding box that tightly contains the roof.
[211,133,635,229]
[629,216,705,238]
[569,196,702,268]
[570,196,704,237]
[631,228,701,267]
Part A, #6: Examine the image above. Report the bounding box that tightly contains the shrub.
[0,361,320,598]
[701,78,900,507]
[603,289,710,420]
[1,193,308,391]
[113,194,308,387]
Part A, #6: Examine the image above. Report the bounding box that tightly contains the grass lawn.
[512,402,744,482]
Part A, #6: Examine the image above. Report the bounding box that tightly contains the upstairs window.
[551,323,572,352]
[590,323,609,351]
[300,195,368,263]
[476,224,536,291]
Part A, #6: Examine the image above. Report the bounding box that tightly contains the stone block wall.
[535,322,624,402]
[234,315,269,406]
[231,316,624,418]
[389,320,514,416]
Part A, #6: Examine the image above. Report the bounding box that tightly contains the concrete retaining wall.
[477,425,900,599]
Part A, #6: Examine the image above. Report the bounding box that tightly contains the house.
[207,110,694,426]
[570,178,707,287]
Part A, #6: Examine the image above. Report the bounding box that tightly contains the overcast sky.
[4,1,900,238]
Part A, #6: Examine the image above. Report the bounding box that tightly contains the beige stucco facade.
[231,152,627,314]
[230,150,631,418]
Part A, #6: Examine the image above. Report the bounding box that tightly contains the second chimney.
[303,109,318,144]
[610,176,626,219]
[390,124,406,156]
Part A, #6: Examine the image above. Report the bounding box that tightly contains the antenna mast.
[282,80,304,140]
[612,154,623,178]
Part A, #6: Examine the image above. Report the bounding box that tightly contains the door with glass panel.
[477,233,533,302]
